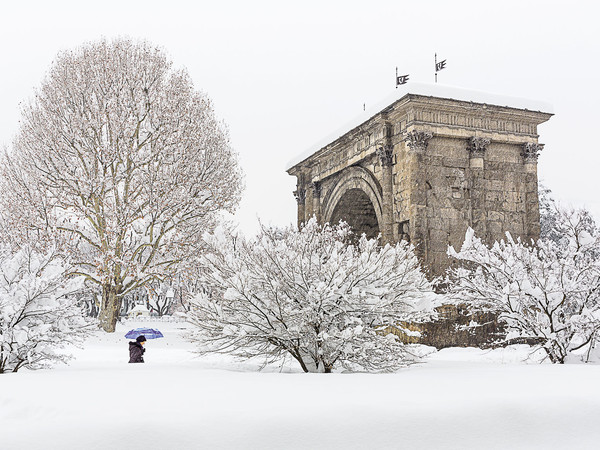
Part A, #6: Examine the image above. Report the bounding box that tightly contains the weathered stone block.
[444,157,468,168]
[488,211,504,222]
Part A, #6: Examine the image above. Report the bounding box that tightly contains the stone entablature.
[287,93,552,275]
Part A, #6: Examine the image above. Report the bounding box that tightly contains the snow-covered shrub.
[448,208,600,364]
[187,219,437,373]
[0,245,93,373]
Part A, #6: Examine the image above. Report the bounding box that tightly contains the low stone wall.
[388,304,505,349]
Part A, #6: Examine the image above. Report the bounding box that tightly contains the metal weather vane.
[394,54,447,88]
[435,53,446,83]
[395,67,409,88]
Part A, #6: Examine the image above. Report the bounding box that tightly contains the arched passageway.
[329,188,380,240]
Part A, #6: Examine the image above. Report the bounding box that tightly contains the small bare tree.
[75,287,101,318]
[144,282,176,316]
[188,219,437,373]
[2,38,243,332]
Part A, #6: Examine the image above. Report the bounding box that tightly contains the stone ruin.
[287,90,553,277]
[287,89,552,347]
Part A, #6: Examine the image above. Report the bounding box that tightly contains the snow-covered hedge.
[187,219,437,373]
[0,245,94,373]
[448,207,600,364]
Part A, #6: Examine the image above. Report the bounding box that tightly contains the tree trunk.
[99,284,122,332]
[288,348,310,373]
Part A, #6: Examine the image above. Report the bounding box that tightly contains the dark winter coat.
[129,341,145,363]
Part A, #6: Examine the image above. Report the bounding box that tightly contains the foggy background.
[1,0,598,235]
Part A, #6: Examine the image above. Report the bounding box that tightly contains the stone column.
[303,184,314,223]
[376,144,394,245]
[522,142,544,241]
[467,137,490,240]
[404,130,433,262]
[293,188,306,229]
[311,181,322,224]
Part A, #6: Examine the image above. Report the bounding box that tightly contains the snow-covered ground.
[2,321,600,450]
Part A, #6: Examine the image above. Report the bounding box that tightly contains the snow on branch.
[1,38,243,332]
[0,244,94,373]
[447,207,600,364]
[187,219,438,373]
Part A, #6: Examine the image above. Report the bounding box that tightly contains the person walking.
[129,335,146,363]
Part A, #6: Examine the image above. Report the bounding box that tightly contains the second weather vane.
[396,54,447,88]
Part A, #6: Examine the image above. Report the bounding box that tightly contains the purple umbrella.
[125,327,164,339]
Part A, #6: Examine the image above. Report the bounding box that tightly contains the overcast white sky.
[1,0,599,235]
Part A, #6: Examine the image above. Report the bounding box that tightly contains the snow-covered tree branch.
[448,207,600,363]
[0,245,94,374]
[187,219,437,373]
[1,38,243,332]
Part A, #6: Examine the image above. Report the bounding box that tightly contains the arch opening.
[329,188,380,240]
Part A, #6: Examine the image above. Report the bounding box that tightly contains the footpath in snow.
[1,321,600,450]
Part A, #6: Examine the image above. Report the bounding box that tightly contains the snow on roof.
[129,304,149,314]
[286,83,553,170]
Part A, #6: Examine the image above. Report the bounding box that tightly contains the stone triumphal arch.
[287,90,552,275]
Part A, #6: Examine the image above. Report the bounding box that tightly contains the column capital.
[376,144,394,167]
[522,142,544,163]
[404,131,433,152]
[467,137,491,158]
[293,188,306,204]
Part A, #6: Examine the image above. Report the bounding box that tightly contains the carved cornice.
[376,144,394,167]
[404,131,433,152]
[522,142,544,162]
[405,103,550,137]
[467,137,491,158]
[293,188,306,204]
[311,181,322,198]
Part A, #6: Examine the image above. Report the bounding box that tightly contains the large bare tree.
[2,38,243,332]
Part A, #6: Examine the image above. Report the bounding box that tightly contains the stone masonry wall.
[394,135,540,276]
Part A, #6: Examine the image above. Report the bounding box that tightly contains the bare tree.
[75,287,101,318]
[2,38,243,332]
[538,183,561,244]
[188,219,437,373]
[144,282,176,316]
